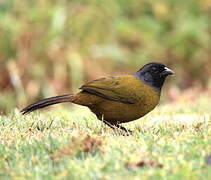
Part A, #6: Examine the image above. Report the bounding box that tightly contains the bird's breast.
[91,85,160,124]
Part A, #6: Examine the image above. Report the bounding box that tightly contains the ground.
[0,95,210,180]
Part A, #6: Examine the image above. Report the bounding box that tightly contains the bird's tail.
[21,94,74,114]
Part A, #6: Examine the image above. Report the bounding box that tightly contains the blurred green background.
[0,0,211,112]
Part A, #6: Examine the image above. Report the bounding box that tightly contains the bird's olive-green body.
[71,75,160,124]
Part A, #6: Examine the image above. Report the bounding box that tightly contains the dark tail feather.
[21,94,74,115]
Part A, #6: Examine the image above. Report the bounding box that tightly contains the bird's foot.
[116,124,133,136]
[102,120,133,135]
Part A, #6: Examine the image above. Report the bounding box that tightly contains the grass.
[0,96,210,180]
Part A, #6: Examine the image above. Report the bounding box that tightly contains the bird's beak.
[163,67,174,76]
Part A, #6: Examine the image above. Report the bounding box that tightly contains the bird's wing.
[79,76,137,104]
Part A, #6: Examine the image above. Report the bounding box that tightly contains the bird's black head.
[135,62,174,91]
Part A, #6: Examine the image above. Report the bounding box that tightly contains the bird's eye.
[151,67,159,74]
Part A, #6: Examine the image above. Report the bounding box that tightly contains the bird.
[21,62,174,133]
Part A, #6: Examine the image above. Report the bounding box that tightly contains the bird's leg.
[102,120,116,129]
[102,118,132,134]
[101,115,116,129]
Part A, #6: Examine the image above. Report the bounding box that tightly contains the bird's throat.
[134,73,164,92]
